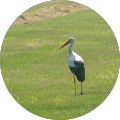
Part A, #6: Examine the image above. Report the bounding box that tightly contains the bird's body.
[69,51,85,82]
[69,51,84,67]
[60,37,85,95]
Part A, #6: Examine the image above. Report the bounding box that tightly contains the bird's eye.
[68,39,71,43]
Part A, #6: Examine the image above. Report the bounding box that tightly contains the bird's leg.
[73,74,76,95]
[80,82,83,95]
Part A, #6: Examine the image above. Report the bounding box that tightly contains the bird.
[59,37,85,95]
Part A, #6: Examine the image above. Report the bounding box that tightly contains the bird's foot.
[80,92,83,95]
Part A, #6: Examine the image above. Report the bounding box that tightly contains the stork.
[59,37,85,95]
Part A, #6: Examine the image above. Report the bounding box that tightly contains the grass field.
[0,1,119,120]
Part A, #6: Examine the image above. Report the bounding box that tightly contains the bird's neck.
[69,42,74,56]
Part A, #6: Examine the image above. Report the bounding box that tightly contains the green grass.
[0,4,119,120]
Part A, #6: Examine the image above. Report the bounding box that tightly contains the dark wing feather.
[69,60,85,82]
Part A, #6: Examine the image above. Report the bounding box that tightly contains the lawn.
[0,1,119,120]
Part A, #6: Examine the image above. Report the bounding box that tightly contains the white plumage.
[69,51,84,67]
[59,37,85,95]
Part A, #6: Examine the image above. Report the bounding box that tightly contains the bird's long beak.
[59,41,69,50]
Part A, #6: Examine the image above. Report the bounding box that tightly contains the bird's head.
[59,37,75,50]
